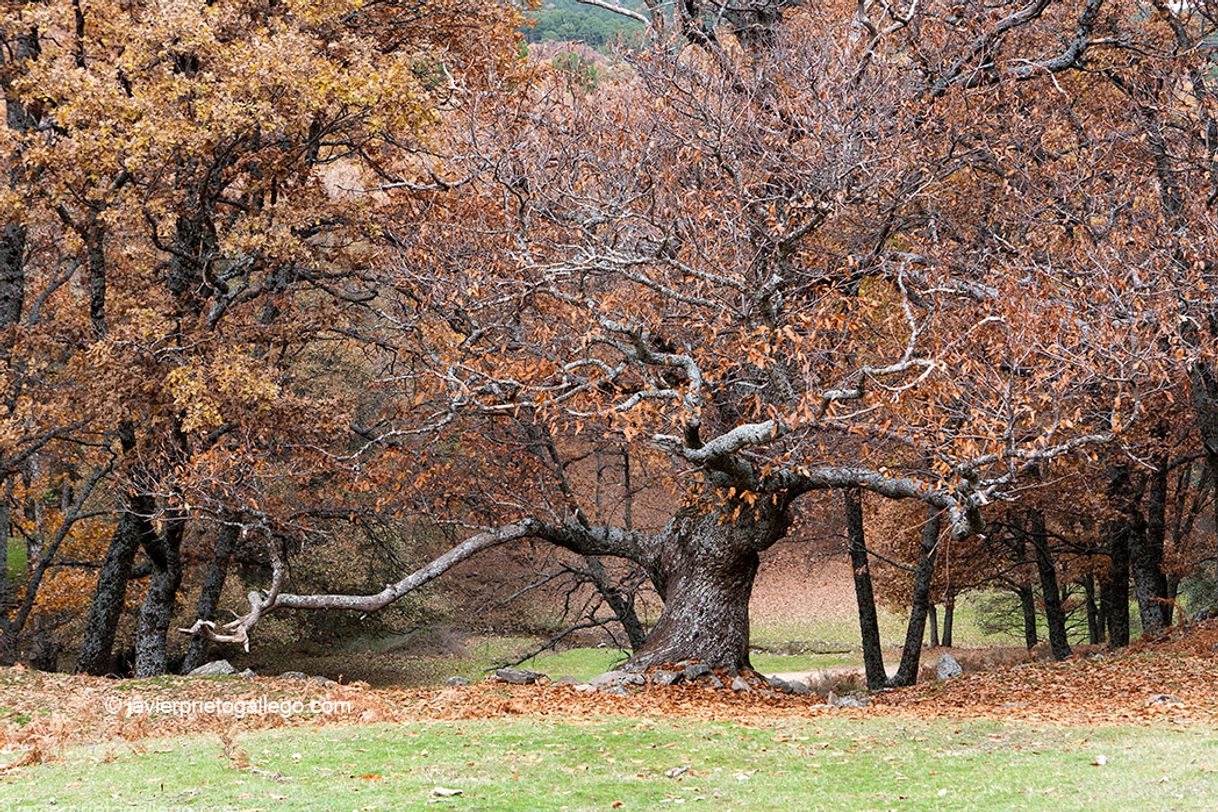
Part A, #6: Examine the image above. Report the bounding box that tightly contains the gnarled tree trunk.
[134,518,184,677]
[624,502,790,672]
[76,490,154,675]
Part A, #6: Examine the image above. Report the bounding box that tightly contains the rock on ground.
[588,670,645,688]
[187,660,237,677]
[936,653,964,680]
[494,668,544,685]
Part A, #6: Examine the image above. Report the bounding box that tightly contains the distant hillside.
[525,0,644,47]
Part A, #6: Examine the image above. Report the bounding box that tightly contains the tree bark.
[844,489,886,689]
[1105,538,1131,648]
[134,518,184,677]
[180,522,238,674]
[1084,575,1102,644]
[1029,509,1071,660]
[927,604,940,648]
[1104,466,1135,648]
[888,507,940,687]
[76,493,154,675]
[624,503,790,672]
[1017,585,1038,650]
[1131,457,1170,634]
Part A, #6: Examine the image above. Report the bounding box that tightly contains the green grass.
[5,537,25,581]
[3,717,1216,810]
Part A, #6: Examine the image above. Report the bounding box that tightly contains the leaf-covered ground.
[1,621,1216,764]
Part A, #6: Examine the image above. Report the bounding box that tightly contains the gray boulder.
[730,676,751,692]
[682,663,712,682]
[828,691,870,708]
[766,675,793,693]
[651,670,684,687]
[588,670,645,688]
[936,653,964,681]
[445,676,472,686]
[494,668,544,685]
[188,659,237,677]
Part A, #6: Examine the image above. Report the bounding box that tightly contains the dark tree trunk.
[76,492,155,675]
[1105,539,1131,648]
[1104,467,1135,648]
[134,518,185,677]
[1188,361,1218,604]
[1018,586,1038,650]
[927,604,940,648]
[1029,509,1071,660]
[1084,575,1103,644]
[180,522,238,674]
[941,599,954,648]
[844,489,886,689]
[888,507,940,688]
[1131,457,1170,635]
[0,221,25,332]
[625,503,790,672]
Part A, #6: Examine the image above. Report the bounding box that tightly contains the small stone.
[708,676,724,689]
[588,670,645,687]
[573,683,598,693]
[445,676,472,686]
[431,786,463,797]
[1149,694,1180,705]
[766,675,792,693]
[651,670,684,687]
[730,676,750,692]
[603,685,630,696]
[682,663,712,682]
[310,675,338,686]
[279,671,309,680]
[494,668,544,685]
[830,691,870,708]
[187,660,236,677]
[788,680,811,696]
[554,675,582,686]
[237,668,256,680]
[936,653,963,680]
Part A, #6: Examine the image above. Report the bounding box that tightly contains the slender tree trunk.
[1018,586,1038,650]
[1104,466,1135,648]
[1084,575,1102,644]
[927,604,939,647]
[625,503,790,672]
[181,522,238,674]
[844,489,886,689]
[1131,457,1170,634]
[941,599,954,648]
[1106,535,1131,647]
[888,507,940,688]
[1029,509,1071,660]
[76,492,154,675]
[134,518,185,677]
